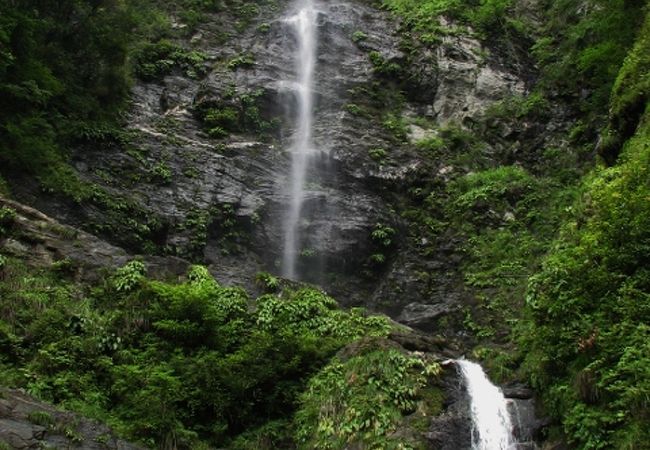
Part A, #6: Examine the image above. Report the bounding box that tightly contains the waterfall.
[281,0,318,280]
[457,360,516,450]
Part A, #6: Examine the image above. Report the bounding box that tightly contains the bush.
[295,345,442,449]
[133,40,207,81]
[520,111,650,449]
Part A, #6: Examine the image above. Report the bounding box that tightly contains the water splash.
[457,360,515,450]
[281,0,318,279]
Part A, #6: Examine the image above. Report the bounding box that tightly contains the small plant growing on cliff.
[27,411,55,428]
[368,51,401,77]
[352,30,368,43]
[368,147,387,162]
[371,223,396,247]
[228,53,255,70]
[345,103,363,115]
[255,271,280,293]
[0,206,16,236]
[133,40,207,81]
[150,162,172,184]
[382,114,408,141]
[113,260,146,292]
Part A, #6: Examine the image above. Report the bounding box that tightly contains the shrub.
[295,346,442,449]
[0,206,16,236]
[112,260,146,292]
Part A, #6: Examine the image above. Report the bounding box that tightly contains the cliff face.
[8,0,547,335]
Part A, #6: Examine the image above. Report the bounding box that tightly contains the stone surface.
[6,0,534,332]
[0,388,143,450]
[432,18,526,126]
[0,196,189,282]
[425,367,473,450]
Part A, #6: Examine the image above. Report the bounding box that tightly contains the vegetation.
[382,2,650,447]
[1,0,649,448]
[0,257,396,448]
[518,11,650,447]
[295,344,442,449]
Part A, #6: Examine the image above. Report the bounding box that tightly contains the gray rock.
[5,0,536,334]
[432,18,525,125]
[0,388,143,450]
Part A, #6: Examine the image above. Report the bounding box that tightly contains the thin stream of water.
[281,0,318,279]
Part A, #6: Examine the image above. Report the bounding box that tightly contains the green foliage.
[600,12,650,164]
[255,271,280,293]
[352,31,368,43]
[382,113,409,141]
[381,0,522,39]
[27,410,55,428]
[371,223,397,248]
[295,344,441,449]
[256,289,391,341]
[228,53,256,70]
[0,206,16,236]
[369,147,388,162]
[133,40,207,81]
[0,257,396,448]
[150,161,173,184]
[197,89,278,139]
[520,111,650,449]
[0,0,134,173]
[485,92,551,121]
[368,51,402,78]
[449,165,535,217]
[112,260,146,292]
[532,0,646,118]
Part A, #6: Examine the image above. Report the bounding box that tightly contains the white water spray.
[281,0,318,279]
[457,360,516,450]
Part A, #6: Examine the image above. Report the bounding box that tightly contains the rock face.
[0,388,142,450]
[432,18,526,126]
[425,368,473,450]
[0,196,189,282]
[8,0,528,330]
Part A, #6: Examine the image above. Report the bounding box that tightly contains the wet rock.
[0,388,143,450]
[503,382,534,399]
[398,302,460,328]
[5,0,532,333]
[425,369,473,450]
[432,18,525,125]
[0,196,189,282]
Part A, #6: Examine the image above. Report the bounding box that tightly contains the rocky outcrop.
[6,0,530,331]
[0,196,189,282]
[0,388,142,450]
[424,366,473,450]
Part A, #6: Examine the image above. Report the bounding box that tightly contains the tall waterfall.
[281,0,318,279]
[457,360,516,450]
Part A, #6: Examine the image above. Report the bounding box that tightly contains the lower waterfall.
[457,360,516,450]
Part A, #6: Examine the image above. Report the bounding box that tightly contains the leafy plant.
[112,260,146,292]
[295,345,442,449]
[0,206,16,236]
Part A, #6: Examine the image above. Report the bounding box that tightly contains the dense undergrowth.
[1,0,650,448]
[0,254,450,448]
[0,255,445,448]
[519,13,650,449]
[383,0,650,447]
